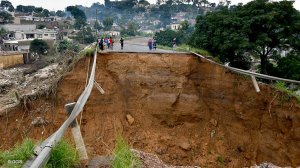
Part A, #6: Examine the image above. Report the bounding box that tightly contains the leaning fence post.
[65,102,88,161]
[251,75,260,93]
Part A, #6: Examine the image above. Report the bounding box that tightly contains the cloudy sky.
[7,0,300,11]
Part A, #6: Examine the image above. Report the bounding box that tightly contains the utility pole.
[95,9,98,36]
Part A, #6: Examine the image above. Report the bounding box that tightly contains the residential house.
[14,29,57,40]
[170,23,182,30]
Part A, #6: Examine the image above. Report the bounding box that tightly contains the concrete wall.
[0,24,36,32]
[0,54,24,69]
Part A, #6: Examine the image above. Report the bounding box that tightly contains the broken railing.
[192,52,300,92]
[23,47,99,168]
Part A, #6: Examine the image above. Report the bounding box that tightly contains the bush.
[155,29,184,47]
[111,136,140,168]
[30,39,49,55]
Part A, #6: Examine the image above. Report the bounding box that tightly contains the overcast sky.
[8,0,300,11]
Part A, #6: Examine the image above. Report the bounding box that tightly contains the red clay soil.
[0,52,300,167]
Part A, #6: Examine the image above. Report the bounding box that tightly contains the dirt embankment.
[0,52,300,167]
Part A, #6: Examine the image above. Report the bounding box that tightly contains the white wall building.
[14,29,57,40]
[0,24,36,32]
[170,24,182,30]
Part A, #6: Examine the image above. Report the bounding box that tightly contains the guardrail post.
[65,103,89,161]
[251,75,260,93]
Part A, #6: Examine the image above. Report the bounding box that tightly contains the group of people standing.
[98,37,124,51]
[148,38,157,51]
[98,37,114,51]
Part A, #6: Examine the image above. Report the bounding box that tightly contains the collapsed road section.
[0,52,299,167]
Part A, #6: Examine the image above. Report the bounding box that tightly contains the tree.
[0,28,7,38]
[66,6,87,29]
[240,0,298,74]
[180,20,189,31]
[121,21,138,36]
[42,9,50,17]
[103,17,113,31]
[29,39,49,55]
[16,5,35,13]
[0,12,14,23]
[37,24,46,29]
[191,9,252,70]
[275,53,300,80]
[94,21,102,31]
[1,1,14,11]
[56,10,66,17]
[191,0,300,73]
[155,29,184,47]
[34,7,43,13]
[57,40,80,53]
[75,27,95,44]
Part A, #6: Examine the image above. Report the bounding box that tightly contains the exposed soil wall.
[0,52,299,167]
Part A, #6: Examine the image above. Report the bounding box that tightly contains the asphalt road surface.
[102,37,176,53]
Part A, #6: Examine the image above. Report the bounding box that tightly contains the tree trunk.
[260,54,268,74]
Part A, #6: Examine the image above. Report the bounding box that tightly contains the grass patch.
[216,155,225,165]
[273,81,300,103]
[111,135,140,168]
[0,139,79,168]
[80,45,95,57]
[0,138,34,168]
[46,140,80,168]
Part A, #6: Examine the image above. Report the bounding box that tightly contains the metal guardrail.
[192,52,300,84]
[23,47,98,168]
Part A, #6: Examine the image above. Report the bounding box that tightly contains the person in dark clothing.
[153,39,157,50]
[99,38,104,51]
[148,39,152,50]
[120,37,124,50]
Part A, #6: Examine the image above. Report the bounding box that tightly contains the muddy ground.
[0,52,299,167]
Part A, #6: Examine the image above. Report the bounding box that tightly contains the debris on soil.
[179,142,191,151]
[132,149,200,168]
[31,117,49,127]
[126,114,135,125]
[209,118,218,127]
[251,162,289,168]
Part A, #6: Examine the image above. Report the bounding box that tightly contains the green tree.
[37,24,46,29]
[0,1,14,11]
[155,29,183,47]
[121,21,138,36]
[0,28,7,37]
[66,6,87,29]
[42,9,50,17]
[180,20,189,31]
[103,17,113,31]
[0,12,14,23]
[16,5,35,13]
[29,39,49,55]
[191,0,299,72]
[75,27,95,44]
[57,40,80,53]
[56,10,66,17]
[34,7,43,13]
[94,21,102,31]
